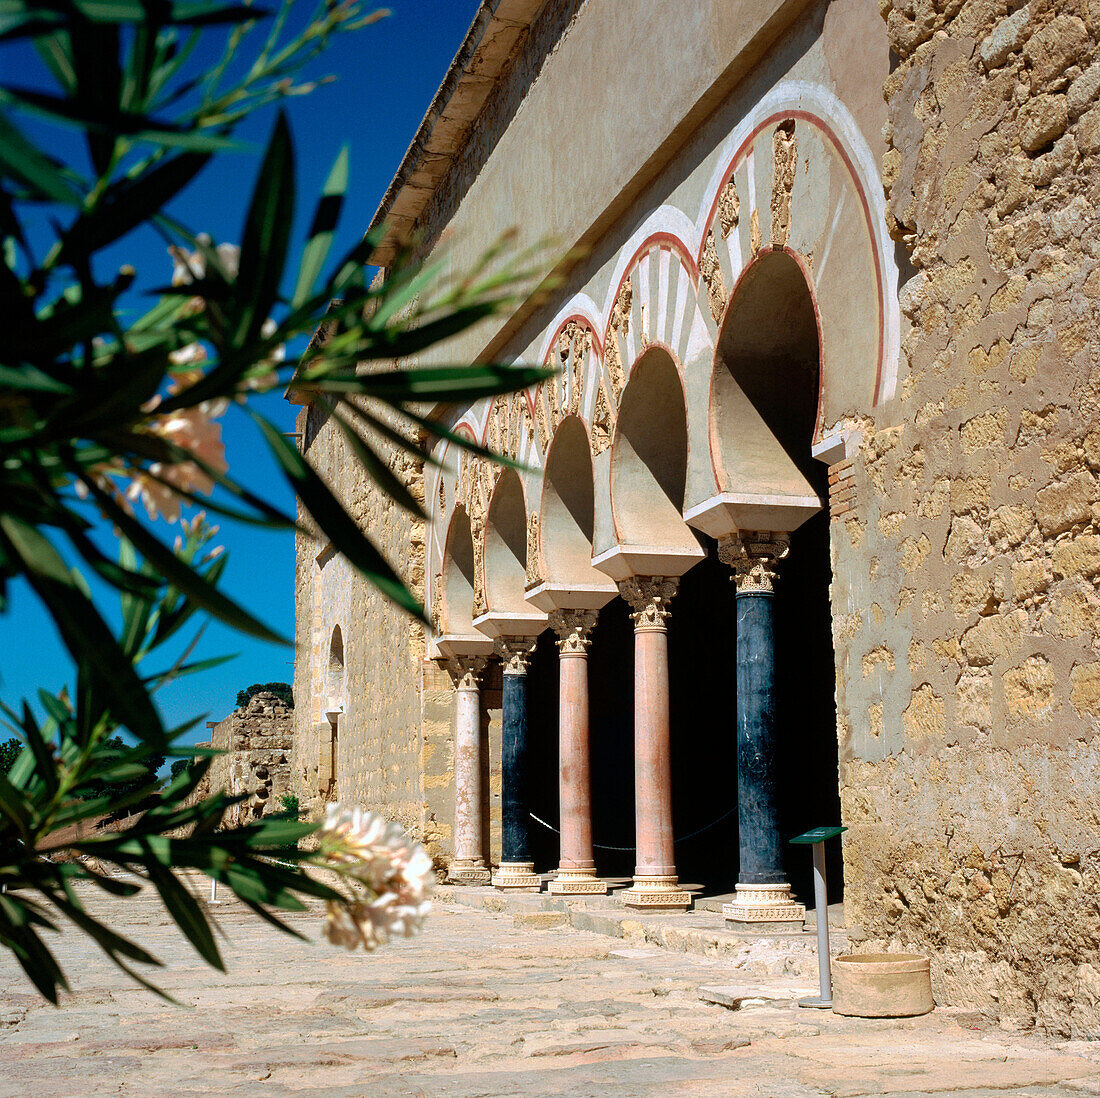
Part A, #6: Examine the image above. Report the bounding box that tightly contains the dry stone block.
[980,3,1031,70]
[1069,662,1100,716]
[1078,104,1100,154]
[1019,95,1069,153]
[1036,472,1097,536]
[1003,656,1056,718]
[956,672,993,729]
[1023,16,1091,89]
[962,611,1026,667]
[1051,534,1100,578]
[903,683,946,739]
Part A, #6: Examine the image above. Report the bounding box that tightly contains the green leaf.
[80,479,286,646]
[304,362,553,402]
[0,365,73,396]
[0,112,82,205]
[237,819,316,849]
[292,144,346,309]
[329,402,426,519]
[19,701,57,797]
[140,859,221,970]
[0,86,239,151]
[251,411,426,623]
[58,151,210,265]
[232,109,293,345]
[0,520,165,743]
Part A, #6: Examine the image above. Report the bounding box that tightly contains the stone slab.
[699,982,818,1009]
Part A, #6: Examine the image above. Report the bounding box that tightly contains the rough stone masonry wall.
[185,692,293,826]
[292,397,428,840]
[836,0,1100,1034]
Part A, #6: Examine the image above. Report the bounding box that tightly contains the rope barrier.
[528,805,738,852]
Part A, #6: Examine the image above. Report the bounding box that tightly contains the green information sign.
[790,825,847,845]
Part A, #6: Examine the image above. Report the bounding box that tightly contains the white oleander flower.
[317,804,434,951]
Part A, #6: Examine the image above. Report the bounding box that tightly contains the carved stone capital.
[446,656,487,691]
[495,636,537,675]
[619,576,678,632]
[549,609,598,655]
[717,532,790,594]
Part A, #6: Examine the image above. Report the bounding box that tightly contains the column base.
[547,868,608,895]
[722,883,805,933]
[447,860,492,886]
[621,874,692,911]
[492,861,542,891]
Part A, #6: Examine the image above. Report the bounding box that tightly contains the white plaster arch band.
[534,293,605,366]
[602,232,710,386]
[696,80,901,407]
[599,205,701,320]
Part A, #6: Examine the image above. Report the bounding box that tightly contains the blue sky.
[0,0,481,740]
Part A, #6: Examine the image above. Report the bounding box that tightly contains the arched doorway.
[607,348,734,894]
[527,415,620,875]
[713,248,840,904]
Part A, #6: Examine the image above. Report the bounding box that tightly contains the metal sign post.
[790,825,847,1009]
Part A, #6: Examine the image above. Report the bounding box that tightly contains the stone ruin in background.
[189,691,293,825]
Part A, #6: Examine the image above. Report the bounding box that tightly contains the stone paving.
[0,880,1098,1097]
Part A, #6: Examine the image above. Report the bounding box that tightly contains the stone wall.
[832,0,1100,1035]
[292,397,432,842]
[190,692,293,826]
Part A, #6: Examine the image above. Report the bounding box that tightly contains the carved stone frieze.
[604,275,632,401]
[621,874,692,910]
[486,403,501,455]
[549,608,599,655]
[591,374,614,456]
[431,570,443,633]
[611,274,632,335]
[699,228,727,326]
[771,119,797,248]
[570,324,588,416]
[525,512,542,587]
[718,176,740,238]
[619,576,679,632]
[534,384,551,453]
[722,883,805,927]
[717,532,790,594]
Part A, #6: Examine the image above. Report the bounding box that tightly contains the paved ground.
[0,880,1098,1097]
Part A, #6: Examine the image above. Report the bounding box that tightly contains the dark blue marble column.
[493,638,541,891]
[719,533,806,930]
[501,668,530,864]
[735,588,784,885]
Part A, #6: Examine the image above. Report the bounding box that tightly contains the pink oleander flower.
[317,804,434,952]
[126,400,228,523]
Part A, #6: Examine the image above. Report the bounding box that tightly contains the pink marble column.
[547,609,607,895]
[619,577,691,910]
[446,656,491,884]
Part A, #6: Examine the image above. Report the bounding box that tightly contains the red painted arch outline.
[699,109,886,407]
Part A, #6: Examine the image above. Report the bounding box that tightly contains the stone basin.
[832,953,934,1018]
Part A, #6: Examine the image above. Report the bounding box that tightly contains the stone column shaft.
[493,638,541,891]
[547,610,607,895]
[619,577,690,911]
[719,533,805,932]
[447,657,491,885]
